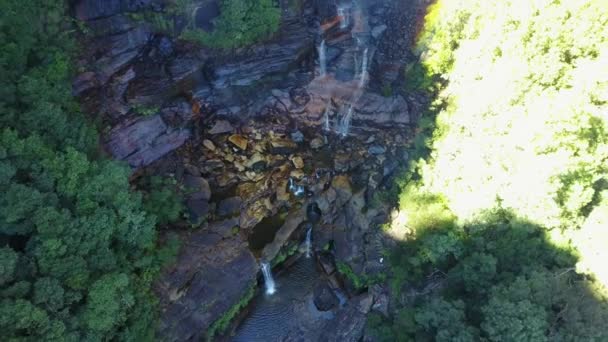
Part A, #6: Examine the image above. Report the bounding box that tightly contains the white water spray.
[318,40,327,77]
[337,105,354,137]
[305,227,312,258]
[359,48,369,88]
[261,262,276,295]
[338,6,350,29]
[323,106,331,131]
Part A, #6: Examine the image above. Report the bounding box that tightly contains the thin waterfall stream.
[261,262,276,295]
[318,40,327,77]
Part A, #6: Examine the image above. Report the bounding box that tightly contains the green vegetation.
[374,0,608,340]
[271,242,299,267]
[0,1,179,340]
[141,176,185,226]
[132,104,160,117]
[206,284,256,340]
[131,0,281,49]
[336,262,385,291]
[180,0,280,49]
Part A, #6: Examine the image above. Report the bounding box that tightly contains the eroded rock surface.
[155,232,256,342]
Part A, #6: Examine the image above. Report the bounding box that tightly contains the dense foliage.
[372,0,608,340]
[131,0,281,49]
[180,0,280,48]
[0,1,177,340]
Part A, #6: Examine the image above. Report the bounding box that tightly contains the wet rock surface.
[74,0,428,340]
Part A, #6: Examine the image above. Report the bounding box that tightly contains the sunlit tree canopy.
[373,0,608,340]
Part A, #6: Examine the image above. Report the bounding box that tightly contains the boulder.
[313,282,339,311]
[183,175,211,201]
[217,197,243,218]
[228,134,248,150]
[208,120,235,134]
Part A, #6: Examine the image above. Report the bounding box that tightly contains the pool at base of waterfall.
[232,257,337,341]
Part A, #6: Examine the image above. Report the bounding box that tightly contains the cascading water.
[337,105,353,137]
[323,106,331,132]
[358,48,369,88]
[288,178,305,197]
[305,227,312,258]
[338,6,350,29]
[261,262,276,295]
[318,40,327,77]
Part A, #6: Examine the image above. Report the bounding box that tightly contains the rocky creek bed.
[72,0,427,340]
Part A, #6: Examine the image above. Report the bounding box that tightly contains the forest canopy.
[372,0,608,340]
[0,1,176,340]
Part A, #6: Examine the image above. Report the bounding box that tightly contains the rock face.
[211,18,313,89]
[320,294,373,342]
[155,231,256,342]
[104,115,190,168]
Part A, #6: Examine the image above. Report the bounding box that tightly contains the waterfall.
[261,262,276,295]
[305,227,312,258]
[358,48,369,88]
[337,105,353,137]
[323,106,331,131]
[288,178,305,197]
[338,6,350,29]
[318,40,327,77]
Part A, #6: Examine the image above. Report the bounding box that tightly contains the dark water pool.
[232,257,334,341]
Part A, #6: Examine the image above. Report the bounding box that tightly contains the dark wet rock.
[157,36,174,57]
[183,175,211,201]
[368,145,386,155]
[320,294,373,342]
[208,120,234,134]
[86,14,134,37]
[262,207,307,262]
[156,234,256,341]
[334,152,351,172]
[217,197,242,218]
[125,52,206,106]
[208,218,240,238]
[104,115,190,169]
[74,0,160,20]
[186,198,209,224]
[194,0,220,32]
[310,137,325,149]
[313,283,339,311]
[291,130,305,143]
[72,72,98,97]
[290,87,311,107]
[353,93,410,125]
[74,0,123,20]
[307,202,322,224]
[313,0,337,21]
[93,26,151,83]
[212,18,313,89]
[331,175,353,207]
[318,252,336,275]
[383,158,399,178]
[370,285,389,317]
[270,138,297,155]
[160,100,195,127]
